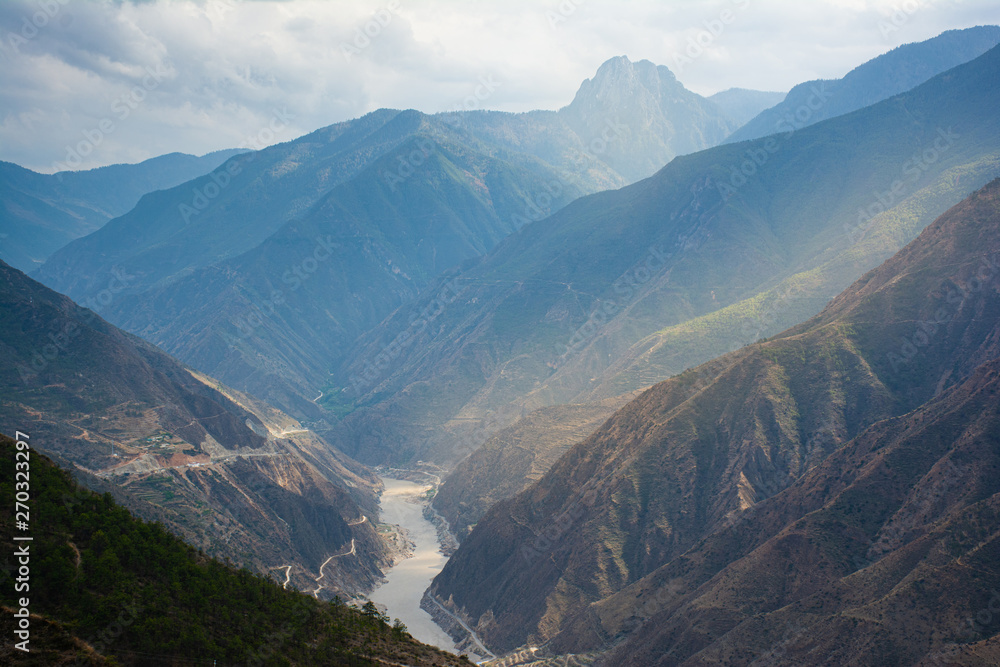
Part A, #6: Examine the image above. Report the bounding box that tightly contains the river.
[368,476,458,653]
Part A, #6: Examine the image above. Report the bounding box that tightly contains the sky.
[0,0,995,173]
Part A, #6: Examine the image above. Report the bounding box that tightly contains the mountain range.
[706,87,785,127]
[327,38,1000,469]
[32,56,749,421]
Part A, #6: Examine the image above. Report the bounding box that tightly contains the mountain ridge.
[727,24,1000,143]
[0,149,245,273]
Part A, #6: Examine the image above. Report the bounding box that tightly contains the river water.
[368,476,458,653]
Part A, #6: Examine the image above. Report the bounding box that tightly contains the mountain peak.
[566,56,680,110]
[555,55,731,181]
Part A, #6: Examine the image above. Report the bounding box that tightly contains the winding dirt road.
[311,539,356,598]
[270,564,292,590]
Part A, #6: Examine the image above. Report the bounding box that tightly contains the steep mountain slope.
[707,88,786,129]
[0,149,244,273]
[329,42,1000,467]
[727,24,1000,143]
[0,436,471,666]
[428,178,1000,655]
[595,358,1000,666]
[432,394,636,541]
[0,260,389,594]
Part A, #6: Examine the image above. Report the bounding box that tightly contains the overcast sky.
[0,0,994,173]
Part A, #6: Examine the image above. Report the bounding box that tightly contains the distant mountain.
[0,435,472,666]
[0,260,390,595]
[727,25,1000,143]
[38,57,735,305]
[556,56,736,181]
[436,55,737,187]
[707,87,785,128]
[0,149,244,273]
[35,57,737,419]
[328,42,1000,467]
[82,114,590,418]
[37,110,439,301]
[429,177,1000,659]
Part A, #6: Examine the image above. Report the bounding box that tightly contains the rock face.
[0,259,389,594]
[596,357,1000,666]
[428,177,1000,660]
[432,397,634,541]
[557,56,736,182]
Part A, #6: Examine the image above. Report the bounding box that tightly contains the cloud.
[0,0,994,172]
